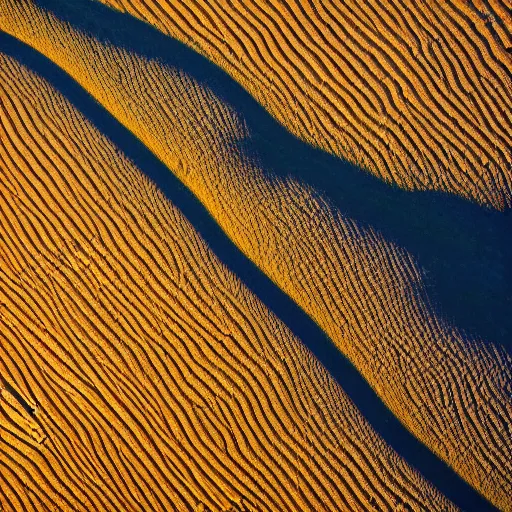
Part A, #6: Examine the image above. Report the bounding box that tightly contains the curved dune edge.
[1,2,510,509]
[97,0,512,209]
[0,53,459,512]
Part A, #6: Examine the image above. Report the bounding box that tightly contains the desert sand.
[0,52,458,511]
[0,0,511,511]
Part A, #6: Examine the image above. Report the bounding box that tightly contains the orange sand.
[0,53,455,511]
[1,1,511,510]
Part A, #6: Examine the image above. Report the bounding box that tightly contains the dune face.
[2,2,510,509]
[1,1,511,511]
[0,52,460,511]
[97,0,512,209]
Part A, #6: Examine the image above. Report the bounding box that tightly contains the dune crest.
[1,1,510,509]
[98,0,512,209]
[0,52,457,511]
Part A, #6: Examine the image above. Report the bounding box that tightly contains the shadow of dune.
[34,0,512,354]
[0,2,506,508]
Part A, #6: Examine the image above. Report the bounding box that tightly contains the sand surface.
[0,1,511,511]
[0,52,460,511]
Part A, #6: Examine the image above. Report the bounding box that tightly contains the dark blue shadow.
[33,0,512,354]
[0,2,506,509]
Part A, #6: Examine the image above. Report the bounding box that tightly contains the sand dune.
[0,52,459,511]
[97,0,512,209]
[1,2,510,509]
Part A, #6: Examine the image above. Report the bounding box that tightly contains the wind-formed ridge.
[0,50,459,512]
[0,1,511,510]
[5,2,512,509]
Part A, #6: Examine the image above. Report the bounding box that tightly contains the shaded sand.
[1,1,510,509]
[97,0,512,209]
[0,52,458,511]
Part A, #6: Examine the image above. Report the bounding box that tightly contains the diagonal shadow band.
[0,23,498,512]
[32,0,512,353]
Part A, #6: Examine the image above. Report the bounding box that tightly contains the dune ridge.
[1,1,510,509]
[97,0,512,209]
[0,52,460,511]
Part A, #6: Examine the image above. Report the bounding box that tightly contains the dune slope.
[1,1,510,509]
[98,0,512,209]
[0,52,461,511]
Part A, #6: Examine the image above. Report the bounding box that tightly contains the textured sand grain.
[1,1,511,509]
[0,52,457,512]
[98,0,512,209]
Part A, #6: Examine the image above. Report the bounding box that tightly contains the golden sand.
[0,52,457,511]
[0,1,511,509]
